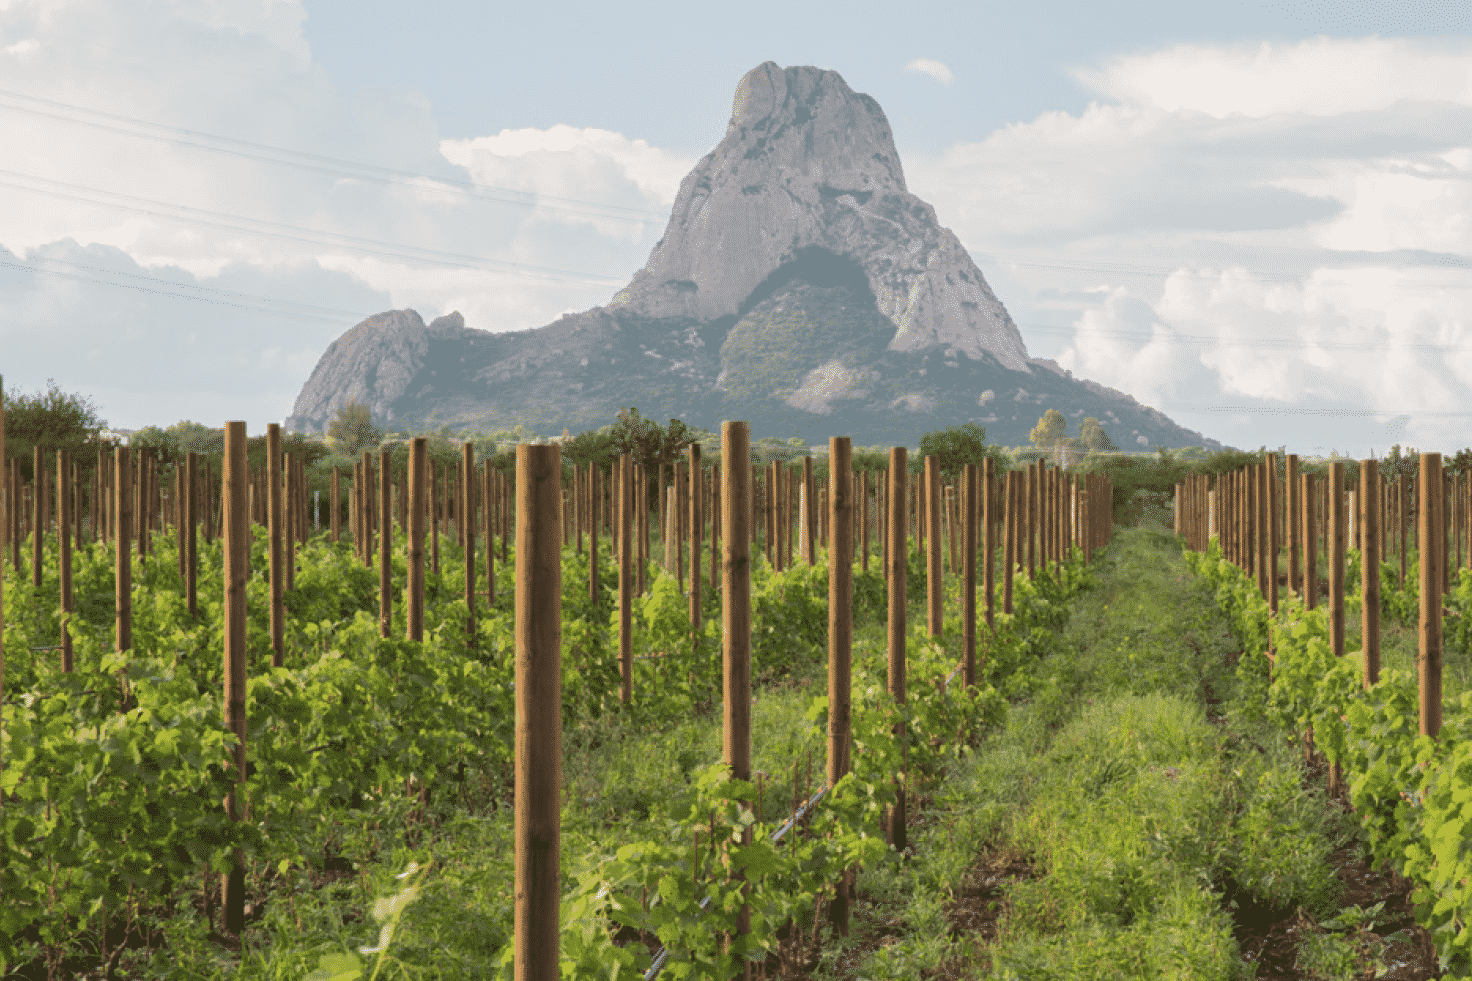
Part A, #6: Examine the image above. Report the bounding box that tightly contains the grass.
[808,527,1360,980]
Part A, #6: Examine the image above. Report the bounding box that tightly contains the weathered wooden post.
[690,443,702,628]
[330,467,340,544]
[380,448,392,639]
[1303,472,1318,611]
[1362,458,1380,688]
[983,458,995,635]
[589,462,600,605]
[1420,453,1443,738]
[963,462,977,689]
[514,442,562,981]
[57,450,73,672]
[491,459,503,603]
[827,436,853,934]
[925,456,942,638]
[408,439,426,642]
[619,454,633,702]
[266,425,285,666]
[116,446,132,657]
[185,452,197,621]
[1330,462,1346,658]
[431,461,440,575]
[464,443,476,648]
[1286,456,1300,597]
[886,447,907,850]
[1004,471,1017,614]
[32,446,43,589]
[803,454,816,566]
[221,421,248,936]
[284,453,296,594]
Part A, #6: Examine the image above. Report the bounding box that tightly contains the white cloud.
[1072,36,1472,118]
[901,34,1472,454]
[903,58,954,85]
[0,0,698,431]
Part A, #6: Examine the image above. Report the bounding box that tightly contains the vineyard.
[6,411,1472,978]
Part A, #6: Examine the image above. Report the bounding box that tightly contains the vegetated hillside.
[286,62,1220,452]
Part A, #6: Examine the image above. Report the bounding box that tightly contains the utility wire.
[0,169,627,285]
[0,88,670,226]
[0,258,355,326]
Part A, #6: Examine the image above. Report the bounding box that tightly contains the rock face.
[285,62,1220,452]
[609,61,1029,369]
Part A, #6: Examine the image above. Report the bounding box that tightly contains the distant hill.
[286,62,1220,452]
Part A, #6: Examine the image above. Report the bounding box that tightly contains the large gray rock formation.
[608,61,1029,369]
[286,62,1220,452]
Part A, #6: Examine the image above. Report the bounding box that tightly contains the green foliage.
[329,400,384,459]
[1,378,108,480]
[1028,409,1067,453]
[1079,416,1117,454]
[609,407,710,475]
[916,422,1004,478]
[1189,544,1472,974]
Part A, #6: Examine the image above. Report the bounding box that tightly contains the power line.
[11,253,367,319]
[0,258,354,325]
[0,88,671,226]
[0,169,627,286]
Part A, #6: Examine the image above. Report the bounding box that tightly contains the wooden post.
[431,461,440,575]
[1302,473,1317,610]
[266,425,285,666]
[464,443,476,648]
[221,421,247,937]
[803,455,816,566]
[1419,453,1443,738]
[925,456,942,638]
[983,459,995,635]
[1330,462,1346,658]
[514,443,562,981]
[1004,471,1017,614]
[284,453,296,594]
[589,463,600,605]
[115,446,132,657]
[827,436,853,934]
[1266,455,1279,614]
[32,446,42,589]
[886,447,907,851]
[1361,459,1381,688]
[711,463,720,594]
[57,450,73,672]
[380,448,392,639]
[330,467,340,543]
[963,462,977,689]
[690,444,702,628]
[618,454,633,702]
[408,439,426,642]
[184,451,197,621]
[1286,456,1300,597]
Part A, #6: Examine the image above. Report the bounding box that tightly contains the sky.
[1,0,1470,456]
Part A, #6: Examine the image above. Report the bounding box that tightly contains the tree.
[1080,417,1118,454]
[1029,409,1081,467]
[608,407,710,475]
[327,399,383,458]
[562,426,620,474]
[917,422,1003,478]
[1029,410,1067,451]
[2,378,108,480]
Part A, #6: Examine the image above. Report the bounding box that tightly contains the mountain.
[286,62,1220,452]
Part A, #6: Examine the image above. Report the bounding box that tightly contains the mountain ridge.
[285,62,1221,452]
